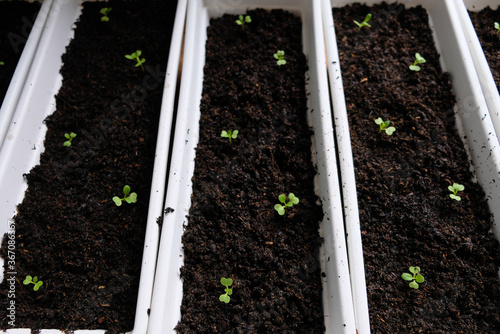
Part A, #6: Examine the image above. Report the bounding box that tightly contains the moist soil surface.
[468,6,500,93]
[175,9,325,334]
[0,0,41,107]
[0,0,177,332]
[333,3,500,333]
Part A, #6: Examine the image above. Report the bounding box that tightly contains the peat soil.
[0,1,41,107]
[334,3,500,333]
[468,6,500,93]
[175,9,325,334]
[0,0,177,332]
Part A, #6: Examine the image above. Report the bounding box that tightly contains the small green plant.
[274,193,299,215]
[63,132,76,147]
[402,266,425,289]
[221,129,238,143]
[235,15,251,29]
[409,53,426,71]
[0,61,4,66]
[125,50,145,70]
[23,275,43,291]
[374,118,396,135]
[100,7,112,22]
[113,185,137,206]
[274,50,286,66]
[219,277,233,303]
[495,22,500,33]
[448,183,464,201]
[354,13,372,30]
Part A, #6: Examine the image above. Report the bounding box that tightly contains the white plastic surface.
[324,0,500,333]
[0,0,187,333]
[0,0,53,153]
[147,0,356,333]
[456,0,500,150]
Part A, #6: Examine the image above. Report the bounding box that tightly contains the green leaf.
[123,185,131,196]
[23,276,32,285]
[63,141,71,147]
[33,281,43,291]
[231,130,238,139]
[409,64,421,71]
[453,183,464,192]
[450,194,461,201]
[448,185,455,192]
[126,192,137,204]
[385,126,396,135]
[278,194,287,204]
[245,16,251,23]
[220,294,230,303]
[409,266,420,274]
[409,281,419,289]
[415,53,426,64]
[226,288,232,295]
[415,274,425,283]
[374,118,383,125]
[274,204,285,215]
[221,130,228,137]
[113,196,122,206]
[220,277,233,287]
[401,273,413,281]
[289,193,299,205]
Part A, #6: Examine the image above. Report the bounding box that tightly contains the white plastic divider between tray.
[147,0,356,333]
[455,0,500,149]
[0,0,187,332]
[323,0,500,333]
[0,0,53,152]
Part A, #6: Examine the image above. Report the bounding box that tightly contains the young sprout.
[353,13,372,30]
[401,266,425,289]
[274,50,286,66]
[495,22,500,33]
[100,7,112,22]
[374,118,396,135]
[235,15,251,29]
[63,132,76,147]
[448,183,464,201]
[0,61,4,65]
[125,50,145,70]
[221,130,238,143]
[23,275,43,291]
[219,277,233,303]
[274,193,299,215]
[113,185,137,206]
[409,53,426,71]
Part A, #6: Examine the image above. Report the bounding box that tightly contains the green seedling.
[23,275,43,291]
[63,132,76,147]
[100,7,112,22]
[409,53,426,71]
[354,13,372,30]
[402,266,425,289]
[374,118,396,135]
[0,61,4,65]
[221,129,238,143]
[125,50,145,70]
[448,183,464,201]
[235,15,251,29]
[113,185,137,206]
[495,22,500,33]
[274,50,286,66]
[219,277,233,303]
[274,193,299,215]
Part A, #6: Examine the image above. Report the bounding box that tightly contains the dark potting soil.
[175,9,325,334]
[0,0,177,332]
[334,3,500,333]
[468,6,500,93]
[0,0,41,108]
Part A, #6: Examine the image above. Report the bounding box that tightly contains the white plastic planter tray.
[322,0,500,333]
[147,0,356,333]
[0,0,52,152]
[456,0,500,149]
[0,0,187,333]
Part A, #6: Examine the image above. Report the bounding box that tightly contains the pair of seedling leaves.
[23,275,43,291]
[354,13,426,71]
